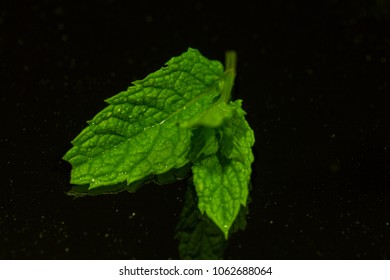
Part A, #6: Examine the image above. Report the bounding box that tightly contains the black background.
[1,0,389,259]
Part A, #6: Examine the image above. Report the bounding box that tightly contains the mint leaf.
[63,48,224,188]
[63,48,255,240]
[191,100,255,238]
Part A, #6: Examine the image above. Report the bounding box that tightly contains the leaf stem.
[221,50,237,103]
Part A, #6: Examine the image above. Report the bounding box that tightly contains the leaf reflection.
[175,179,249,259]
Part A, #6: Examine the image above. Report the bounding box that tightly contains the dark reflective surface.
[2,0,390,259]
[175,179,248,259]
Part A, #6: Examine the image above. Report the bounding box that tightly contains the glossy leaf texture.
[190,100,255,238]
[63,48,224,188]
[63,48,255,238]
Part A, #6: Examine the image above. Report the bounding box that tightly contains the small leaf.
[192,101,255,238]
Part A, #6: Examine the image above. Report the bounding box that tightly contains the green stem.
[221,50,237,103]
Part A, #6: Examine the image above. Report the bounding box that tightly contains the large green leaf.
[63,48,224,188]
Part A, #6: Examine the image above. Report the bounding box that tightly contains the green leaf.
[63,48,255,240]
[191,100,255,238]
[63,48,224,189]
